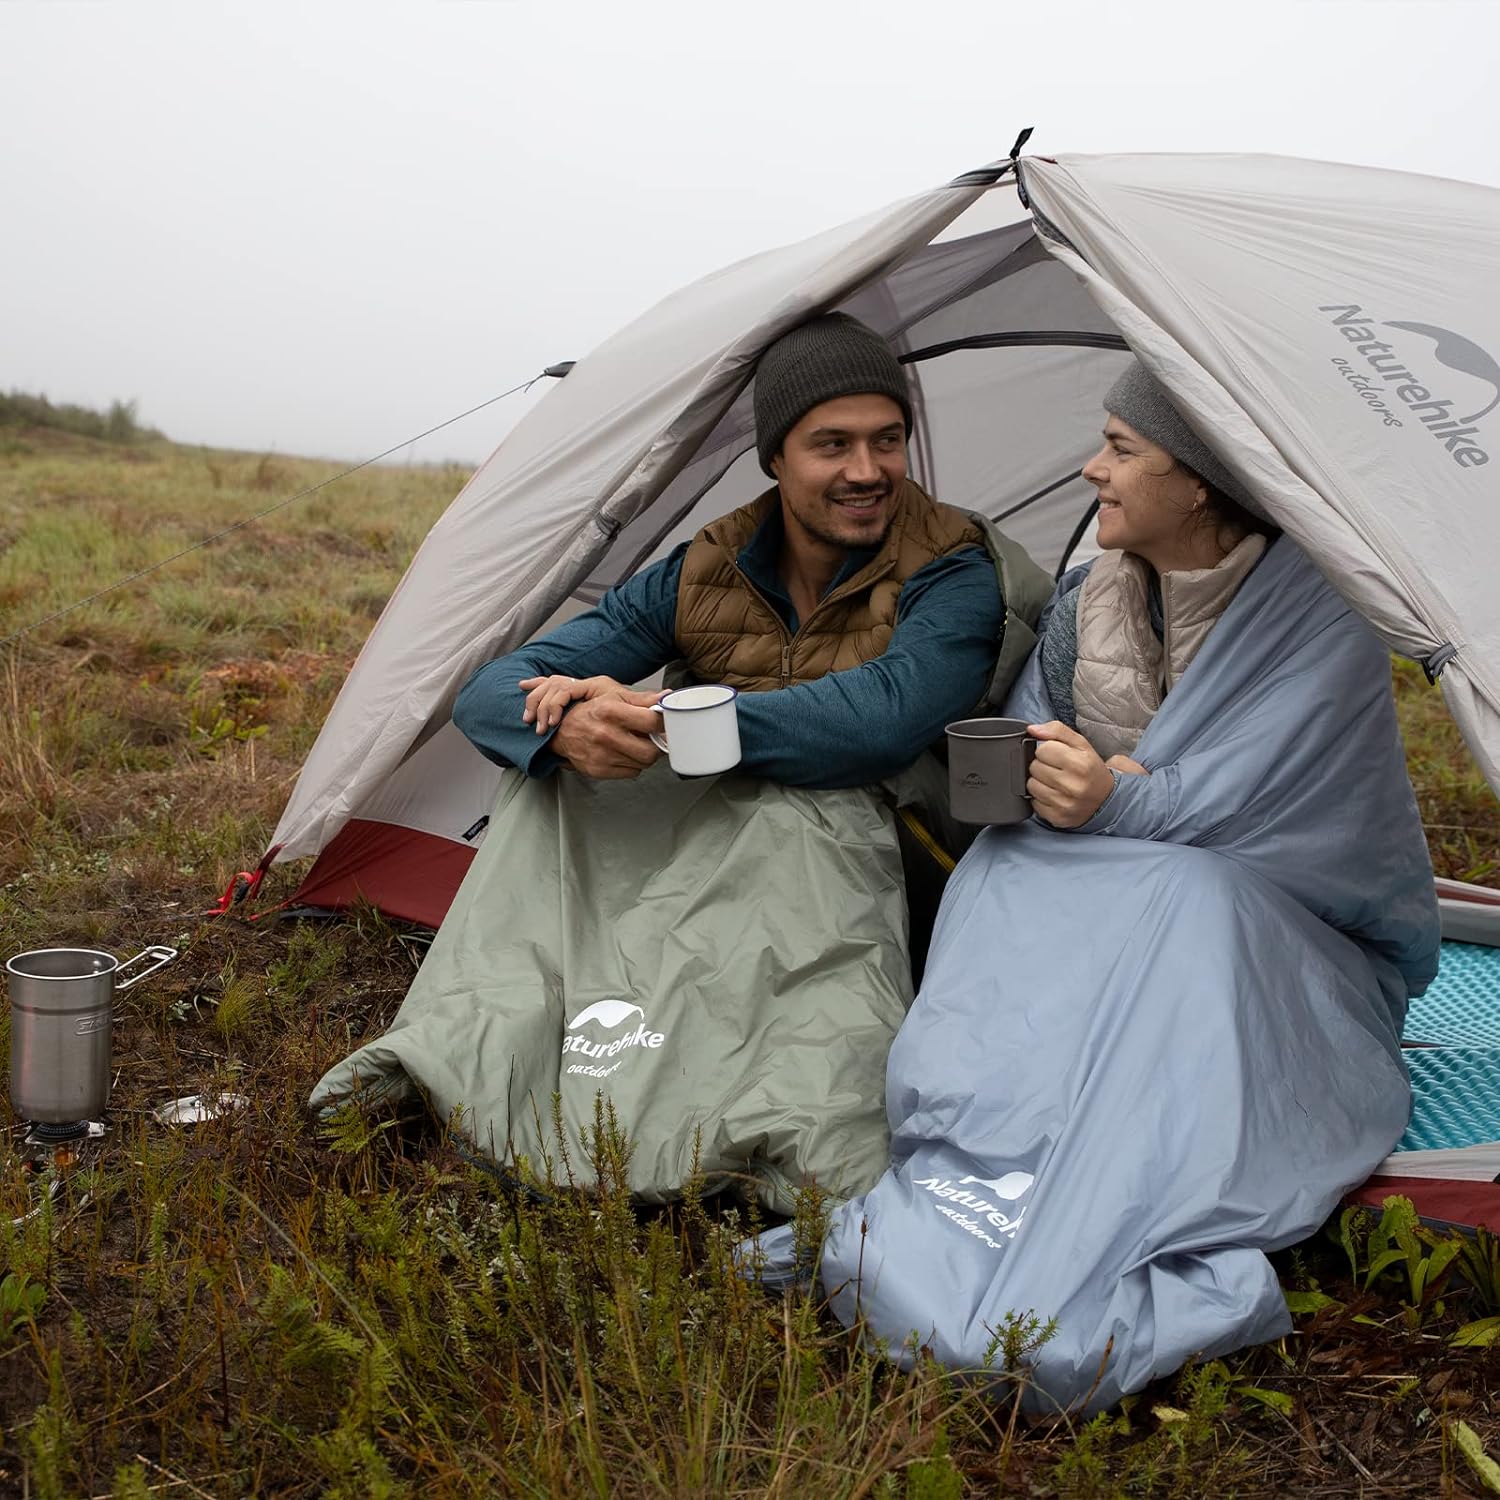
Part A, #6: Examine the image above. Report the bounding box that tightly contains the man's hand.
[1025,721,1119,829]
[1106,753,1148,777]
[549,695,664,779]
[520,674,654,733]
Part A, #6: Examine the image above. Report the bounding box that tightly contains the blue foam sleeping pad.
[1398,939,1500,1152]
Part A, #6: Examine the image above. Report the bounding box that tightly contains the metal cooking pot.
[7,946,177,1126]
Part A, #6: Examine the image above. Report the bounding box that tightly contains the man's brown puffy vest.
[674,480,983,691]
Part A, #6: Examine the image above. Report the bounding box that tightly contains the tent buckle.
[1423,643,1458,685]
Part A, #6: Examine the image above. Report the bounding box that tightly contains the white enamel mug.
[649,684,741,776]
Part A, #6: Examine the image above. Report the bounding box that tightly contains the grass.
[1,418,1499,1495]
[1394,658,1500,886]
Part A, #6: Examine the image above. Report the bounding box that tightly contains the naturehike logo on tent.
[563,999,665,1080]
[1320,304,1493,468]
[910,1169,1033,1251]
[1385,324,1500,424]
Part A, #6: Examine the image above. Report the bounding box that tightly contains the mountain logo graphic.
[962,772,988,788]
[567,1000,646,1030]
[958,1171,1035,1200]
[1384,321,1500,424]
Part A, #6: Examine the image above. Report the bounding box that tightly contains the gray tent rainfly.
[269,160,1130,918]
[266,151,1500,1226]
[268,151,1500,925]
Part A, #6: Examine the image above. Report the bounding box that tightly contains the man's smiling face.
[770,393,908,553]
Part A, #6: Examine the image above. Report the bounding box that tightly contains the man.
[315,314,1046,1211]
[452,313,1007,788]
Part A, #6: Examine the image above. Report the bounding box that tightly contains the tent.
[263,149,1500,1224]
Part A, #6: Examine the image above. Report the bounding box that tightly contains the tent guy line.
[0,372,553,651]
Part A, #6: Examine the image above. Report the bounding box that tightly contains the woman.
[1022,360,1279,833]
[753,362,1441,1413]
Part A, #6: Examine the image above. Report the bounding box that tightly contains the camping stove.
[22,1118,106,1152]
[25,1119,88,1144]
[5,1121,103,1227]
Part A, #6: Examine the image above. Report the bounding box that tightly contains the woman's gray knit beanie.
[753,313,911,476]
[1103,361,1254,507]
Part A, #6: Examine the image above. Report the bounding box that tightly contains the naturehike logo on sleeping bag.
[1319,303,1494,468]
[910,1169,1033,1251]
[960,1171,1034,1200]
[568,1000,645,1030]
[562,1000,665,1080]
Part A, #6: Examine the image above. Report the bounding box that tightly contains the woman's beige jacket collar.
[1072,534,1268,762]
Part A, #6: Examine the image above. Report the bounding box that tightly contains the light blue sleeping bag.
[750,536,1440,1413]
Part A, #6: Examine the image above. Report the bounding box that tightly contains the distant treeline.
[0,390,161,444]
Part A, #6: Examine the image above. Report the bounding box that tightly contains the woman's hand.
[1025,721,1121,829]
[519,674,656,734]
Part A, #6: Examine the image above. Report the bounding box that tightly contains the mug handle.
[648,703,668,754]
[1013,737,1039,799]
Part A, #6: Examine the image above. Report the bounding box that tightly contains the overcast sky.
[4,0,1498,465]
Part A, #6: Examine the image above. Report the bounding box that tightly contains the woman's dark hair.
[1191,476,1280,544]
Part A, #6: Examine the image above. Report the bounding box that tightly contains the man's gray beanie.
[753,313,911,476]
[1103,361,1254,508]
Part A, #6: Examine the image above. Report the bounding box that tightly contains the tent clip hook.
[1423,643,1458,684]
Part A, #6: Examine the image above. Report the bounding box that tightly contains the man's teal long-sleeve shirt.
[452,507,1005,788]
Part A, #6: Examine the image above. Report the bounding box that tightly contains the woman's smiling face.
[1081,416,1208,563]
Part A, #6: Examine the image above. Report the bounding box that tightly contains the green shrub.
[0,389,160,444]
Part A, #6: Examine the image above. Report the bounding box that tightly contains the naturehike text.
[1320,305,1490,468]
[911,1175,1027,1240]
[561,1022,665,1059]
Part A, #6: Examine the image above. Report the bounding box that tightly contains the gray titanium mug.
[945,717,1039,826]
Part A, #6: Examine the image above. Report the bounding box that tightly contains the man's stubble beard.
[792,485,898,553]
[800,513,895,553]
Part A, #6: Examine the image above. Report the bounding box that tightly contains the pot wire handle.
[114,946,179,991]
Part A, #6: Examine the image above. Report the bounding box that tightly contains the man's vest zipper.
[727,554,900,690]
